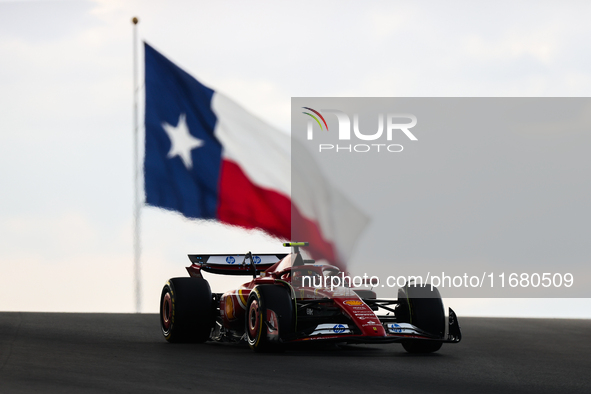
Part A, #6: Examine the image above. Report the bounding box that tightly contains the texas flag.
[144,43,367,269]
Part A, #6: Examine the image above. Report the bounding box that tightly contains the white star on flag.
[161,113,204,169]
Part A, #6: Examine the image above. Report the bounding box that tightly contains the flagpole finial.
[132,16,139,25]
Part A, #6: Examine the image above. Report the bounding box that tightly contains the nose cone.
[337,297,386,336]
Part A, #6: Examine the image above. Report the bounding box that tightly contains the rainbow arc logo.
[302,107,329,131]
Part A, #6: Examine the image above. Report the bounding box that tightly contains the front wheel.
[246,285,294,352]
[397,283,444,354]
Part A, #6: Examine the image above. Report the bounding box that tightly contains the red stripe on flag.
[218,159,291,240]
[291,203,340,269]
[217,159,340,269]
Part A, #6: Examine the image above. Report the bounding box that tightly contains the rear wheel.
[397,283,444,353]
[246,285,294,352]
[160,277,214,343]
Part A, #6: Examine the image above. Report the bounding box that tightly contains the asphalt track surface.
[0,313,590,394]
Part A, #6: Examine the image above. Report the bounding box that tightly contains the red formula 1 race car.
[159,242,462,353]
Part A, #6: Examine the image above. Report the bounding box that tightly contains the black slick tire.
[245,285,294,352]
[397,283,444,354]
[160,277,214,343]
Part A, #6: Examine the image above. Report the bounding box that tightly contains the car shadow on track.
[189,340,447,358]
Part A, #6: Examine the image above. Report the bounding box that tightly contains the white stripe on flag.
[212,93,291,196]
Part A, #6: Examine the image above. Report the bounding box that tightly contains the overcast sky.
[1,0,590,316]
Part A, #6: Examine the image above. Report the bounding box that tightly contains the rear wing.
[187,253,288,276]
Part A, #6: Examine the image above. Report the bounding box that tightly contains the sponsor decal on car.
[226,256,235,264]
[333,324,346,333]
[311,323,351,335]
[343,300,363,306]
[362,320,382,327]
[386,323,420,335]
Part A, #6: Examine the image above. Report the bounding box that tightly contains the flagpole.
[132,16,141,313]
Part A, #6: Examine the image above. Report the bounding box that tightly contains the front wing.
[283,300,461,345]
